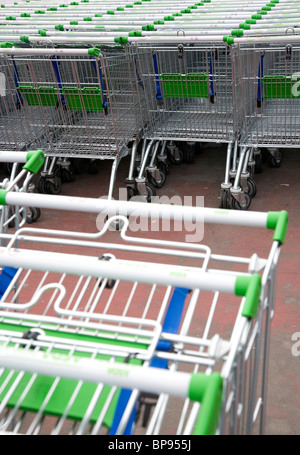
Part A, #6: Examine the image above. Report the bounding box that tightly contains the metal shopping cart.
[0,193,288,434]
[233,36,300,176]
[124,38,255,209]
[0,45,146,198]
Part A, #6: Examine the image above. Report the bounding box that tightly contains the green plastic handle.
[189,372,223,435]
[267,211,289,245]
[23,150,45,174]
[235,274,262,319]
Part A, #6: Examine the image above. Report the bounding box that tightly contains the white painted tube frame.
[0,343,192,398]
[0,246,238,291]
[2,190,269,228]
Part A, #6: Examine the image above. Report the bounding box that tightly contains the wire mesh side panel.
[0,57,35,152]
[135,43,237,143]
[237,44,300,148]
[1,48,145,159]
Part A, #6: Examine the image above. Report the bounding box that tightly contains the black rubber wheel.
[71,158,84,175]
[105,279,116,289]
[219,189,229,209]
[47,176,62,195]
[145,182,156,202]
[254,153,263,174]
[148,170,166,189]
[246,177,257,198]
[38,176,48,194]
[26,207,41,224]
[61,167,75,183]
[127,186,136,201]
[168,148,184,165]
[183,146,195,164]
[231,193,251,211]
[158,160,169,175]
[8,207,15,228]
[269,150,283,168]
[54,165,62,178]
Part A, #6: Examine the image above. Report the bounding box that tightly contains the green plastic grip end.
[0,189,8,206]
[128,31,142,37]
[235,274,262,319]
[231,29,243,37]
[20,35,30,43]
[189,372,223,435]
[223,35,234,45]
[23,150,45,174]
[0,41,15,48]
[142,24,154,31]
[88,47,101,56]
[114,36,128,44]
[266,210,289,245]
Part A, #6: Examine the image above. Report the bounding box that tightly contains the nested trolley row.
[0,0,299,207]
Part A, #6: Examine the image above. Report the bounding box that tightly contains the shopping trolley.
[229,34,300,174]
[0,46,146,198]
[0,192,288,434]
[121,37,254,209]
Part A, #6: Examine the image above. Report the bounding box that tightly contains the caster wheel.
[168,148,184,165]
[219,189,229,209]
[246,177,257,198]
[269,150,283,168]
[8,207,15,228]
[183,145,195,164]
[38,176,48,194]
[47,176,62,194]
[145,182,156,202]
[127,186,136,201]
[54,165,62,178]
[105,279,116,289]
[148,170,166,189]
[71,158,84,175]
[26,207,41,224]
[231,193,251,211]
[61,168,75,183]
[158,160,169,175]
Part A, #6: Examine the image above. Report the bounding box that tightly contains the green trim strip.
[235,274,261,319]
[0,322,146,426]
[189,372,223,435]
[23,150,45,174]
[267,210,289,244]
